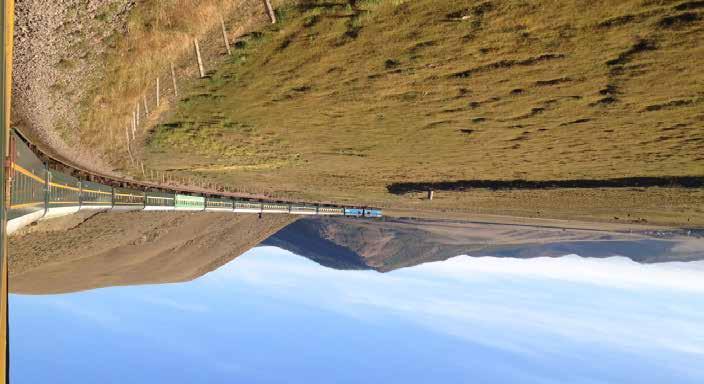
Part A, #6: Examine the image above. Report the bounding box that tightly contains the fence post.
[263,0,277,23]
[125,126,135,165]
[194,38,205,78]
[131,111,137,139]
[220,15,231,55]
[170,62,179,98]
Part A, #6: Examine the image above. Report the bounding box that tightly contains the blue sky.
[10,247,704,384]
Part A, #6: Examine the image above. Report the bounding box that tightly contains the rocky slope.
[13,0,136,174]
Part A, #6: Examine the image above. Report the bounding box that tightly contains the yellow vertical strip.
[2,0,10,142]
[1,0,14,382]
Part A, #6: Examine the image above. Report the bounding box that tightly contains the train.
[7,131,382,235]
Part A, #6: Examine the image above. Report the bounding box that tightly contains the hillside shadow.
[387,176,704,194]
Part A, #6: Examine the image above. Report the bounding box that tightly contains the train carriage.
[205,197,234,212]
[8,133,47,233]
[344,208,364,217]
[175,194,205,211]
[79,180,113,210]
[45,170,81,219]
[262,202,289,214]
[317,206,345,216]
[290,205,318,215]
[233,200,262,213]
[364,209,383,218]
[113,187,145,210]
[145,191,175,211]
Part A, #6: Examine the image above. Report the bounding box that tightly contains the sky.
[10,247,704,384]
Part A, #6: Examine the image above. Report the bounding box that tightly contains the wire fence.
[120,0,280,198]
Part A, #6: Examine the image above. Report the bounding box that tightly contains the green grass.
[143,0,704,225]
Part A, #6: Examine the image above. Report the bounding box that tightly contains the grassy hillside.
[144,0,704,225]
[61,0,285,167]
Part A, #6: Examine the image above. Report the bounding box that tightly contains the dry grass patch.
[74,0,287,167]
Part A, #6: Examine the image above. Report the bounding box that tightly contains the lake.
[10,241,704,384]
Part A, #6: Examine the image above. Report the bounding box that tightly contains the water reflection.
[264,218,704,271]
[12,246,704,384]
[10,217,704,295]
[10,217,704,383]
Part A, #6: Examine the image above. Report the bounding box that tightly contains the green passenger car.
[175,194,205,211]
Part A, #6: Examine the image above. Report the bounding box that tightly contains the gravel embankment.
[13,0,135,175]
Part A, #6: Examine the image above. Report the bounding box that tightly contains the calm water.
[11,246,704,383]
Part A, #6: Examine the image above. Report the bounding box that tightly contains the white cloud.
[138,295,209,313]
[414,255,704,292]
[47,298,121,328]
[210,248,704,367]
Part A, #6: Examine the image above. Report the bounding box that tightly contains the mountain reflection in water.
[263,217,704,271]
[10,217,704,383]
[11,217,704,295]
